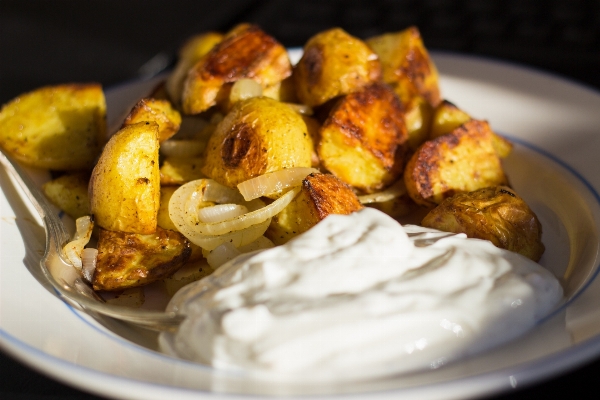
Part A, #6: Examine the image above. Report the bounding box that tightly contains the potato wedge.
[404,120,510,207]
[422,186,545,261]
[293,28,382,108]
[89,121,160,234]
[0,84,106,170]
[93,226,191,291]
[42,172,90,220]
[266,173,363,244]
[182,24,291,114]
[166,32,224,107]
[318,83,408,193]
[122,98,182,143]
[202,96,313,188]
[366,26,441,107]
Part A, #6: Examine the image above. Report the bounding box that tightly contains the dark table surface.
[1,0,600,399]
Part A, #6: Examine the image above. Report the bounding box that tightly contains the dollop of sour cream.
[159,208,563,381]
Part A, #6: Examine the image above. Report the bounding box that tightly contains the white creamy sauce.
[159,208,563,381]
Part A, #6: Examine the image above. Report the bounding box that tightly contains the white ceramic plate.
[1,52,600,400]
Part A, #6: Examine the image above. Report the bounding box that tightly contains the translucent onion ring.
[63,216,94,269]
[190,218,271,251]
[237,167,319,201]
[357,180,408,204]
[170,178,300,236]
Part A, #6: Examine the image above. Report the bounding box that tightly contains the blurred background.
[1,0,599,399]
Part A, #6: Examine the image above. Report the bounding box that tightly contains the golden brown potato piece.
[166,32,224,107]
[122,98,182,143]
[429,100,471,139]
[182,24,291,114]
[202,96,313,188]
[42,172,90,220]
[0,84,106,170]
[89,122,160,234]
[366,26,441,107]
[422,186,545,261]
[293,28,382,107]
[159,156,206,186]
[318,83,408,193]
[404,95,434,151]
[404,120,510,207]
[93,226,191,291]
[266,173,364,244]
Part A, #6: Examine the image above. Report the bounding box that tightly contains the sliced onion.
[202,179,245,204]
[160,139,206,158]
[63,216,94,269]
[204,242,242,269]
[237,167,319,201]
[202,235,275,268]
[170,179,299,236]
[357,180,408,204]
[190,218,271,250]
[237,236,275,253]
[284,102,313,116]
[198,204,249,223]
[81,248,98,282]
[230,79,263,104]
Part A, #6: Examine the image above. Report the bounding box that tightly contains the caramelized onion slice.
[357,180,408,204]
[237,168,319,201]
[63,215,94,269]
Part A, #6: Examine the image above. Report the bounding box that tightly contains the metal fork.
[0,147,183,331]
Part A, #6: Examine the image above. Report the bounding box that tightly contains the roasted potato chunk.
[122,98,182,143]
[266,173,364,244]
[429,100,471,139]
[318,83,408,193]
[182,24,291,114]
[293,28,382,107]
[404,95,434,151]
[422,186,545,261]
[166,32,224,107]
[93,226,191,291]
[366,26,441,107]
[404,120,510,207]
[0,84,106,170]
[202,96,313,188]
[42,172,90,220]
[159,156,206,186]
[89,121,160,234]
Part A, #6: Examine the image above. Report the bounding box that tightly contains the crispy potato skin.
[318,83,408,193]
[89,122,160,234]
[202,97,313,187]
[404,120,510,207]
[422,186,545,261]
[122,98,182,143]
[182,24,291,114]
[266,173,364,244]
[93,226,191,291]
[367,26,441,107]
[293,28,382,107]
[166,32,224,107]
[0,84,106,170]
[42,172,91,220]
